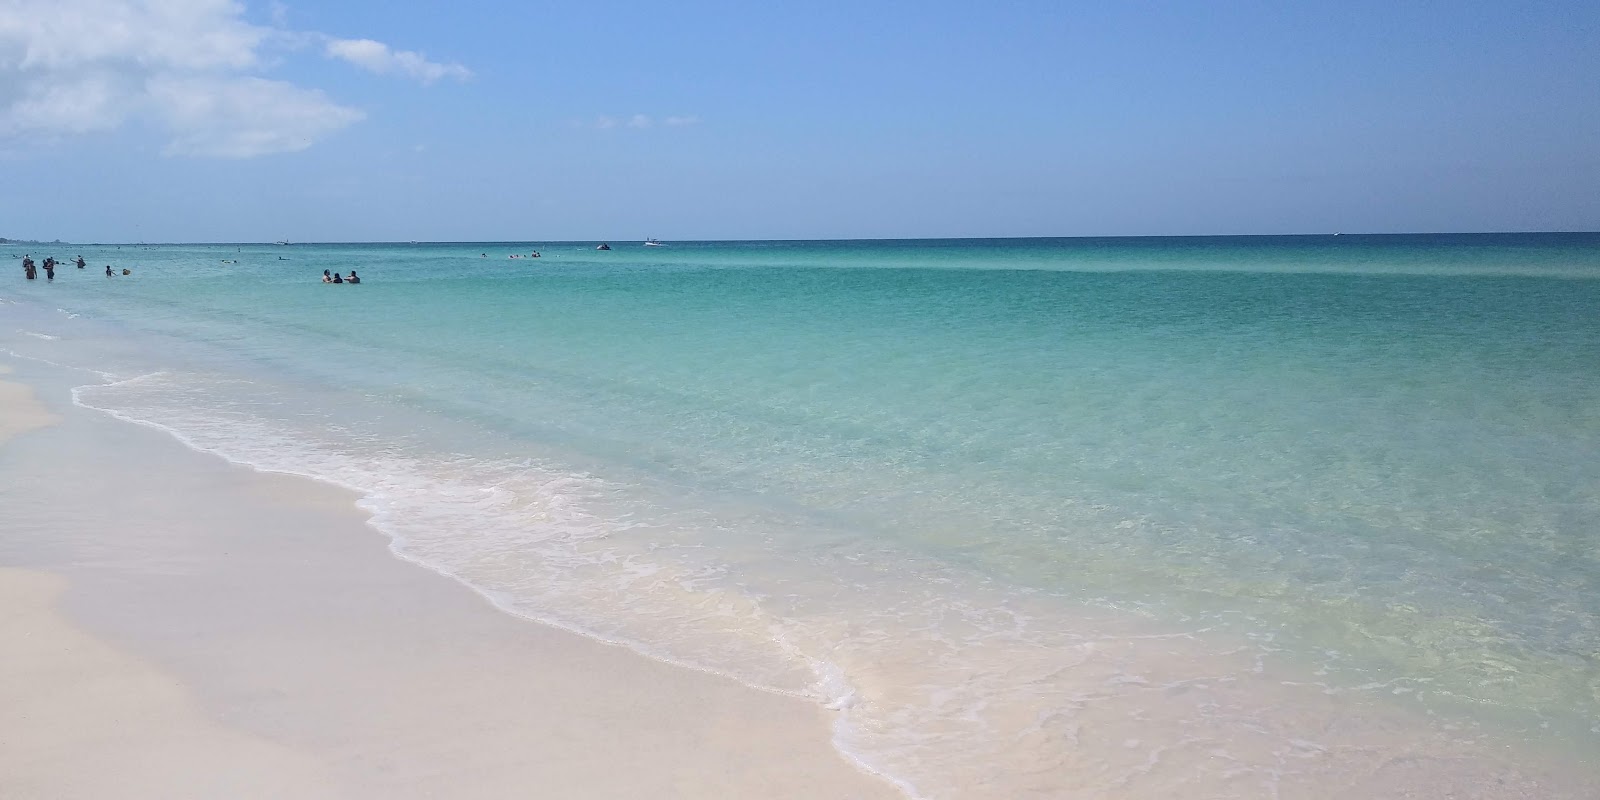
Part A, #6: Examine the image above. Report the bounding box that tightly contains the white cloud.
[664,115,700,127]
[150,76,364,158]
[0,73,129,136]
[0,0,467,157]
[324,37,470,84]
[627,114,652,128]
[0,0,264,74]
[595,115,618,129]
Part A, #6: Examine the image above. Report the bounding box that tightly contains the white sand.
[0,364,899,800]
[0,370,57,443]
[0,568,341,799]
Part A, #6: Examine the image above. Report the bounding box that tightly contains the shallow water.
[5,235,1599,797]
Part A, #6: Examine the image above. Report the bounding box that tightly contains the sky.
[1,0,1597,242]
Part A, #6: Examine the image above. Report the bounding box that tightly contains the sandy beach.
[0,359,899,800]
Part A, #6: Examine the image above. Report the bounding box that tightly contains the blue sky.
[2,0,1596,242]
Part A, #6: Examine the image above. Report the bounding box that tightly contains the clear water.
[5,235,1599,798]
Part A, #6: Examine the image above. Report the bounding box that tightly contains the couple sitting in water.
[322,269,361,284]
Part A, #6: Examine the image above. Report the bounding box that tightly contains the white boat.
[643,238,664,247]
[275,240,290,245]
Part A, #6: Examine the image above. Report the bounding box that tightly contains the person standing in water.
[322,270,333,283]
[105,265,114,277]
[331,271,343,283]
[76,255,86,268]
[346,270,360,284]
[43,258,55,281]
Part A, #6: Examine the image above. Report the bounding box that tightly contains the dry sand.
[0,568,341,799]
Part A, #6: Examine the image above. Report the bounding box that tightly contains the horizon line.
[7,230,1599,247]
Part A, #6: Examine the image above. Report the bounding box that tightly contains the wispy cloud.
[324,38,471,85]
[0,0,468,158]
[584,113,699,130]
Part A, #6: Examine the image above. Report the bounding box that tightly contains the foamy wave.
[70,372,832,691]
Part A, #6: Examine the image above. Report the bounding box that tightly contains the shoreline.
[5,284,1597,798]
[0,360,901,799]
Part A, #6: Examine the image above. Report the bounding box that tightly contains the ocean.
[4,234,1598,797]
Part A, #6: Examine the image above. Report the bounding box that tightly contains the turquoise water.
[5,235,1599,797]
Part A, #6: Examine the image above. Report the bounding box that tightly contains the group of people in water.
[321,269,361,284]
[19,254,126,281]
[19,252,360,284]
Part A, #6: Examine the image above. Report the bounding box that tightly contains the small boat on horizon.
[596,243,611,251]
[643,238,664,247]
[275,240,290,246]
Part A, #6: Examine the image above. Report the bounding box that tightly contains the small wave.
[0,347,124,382]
